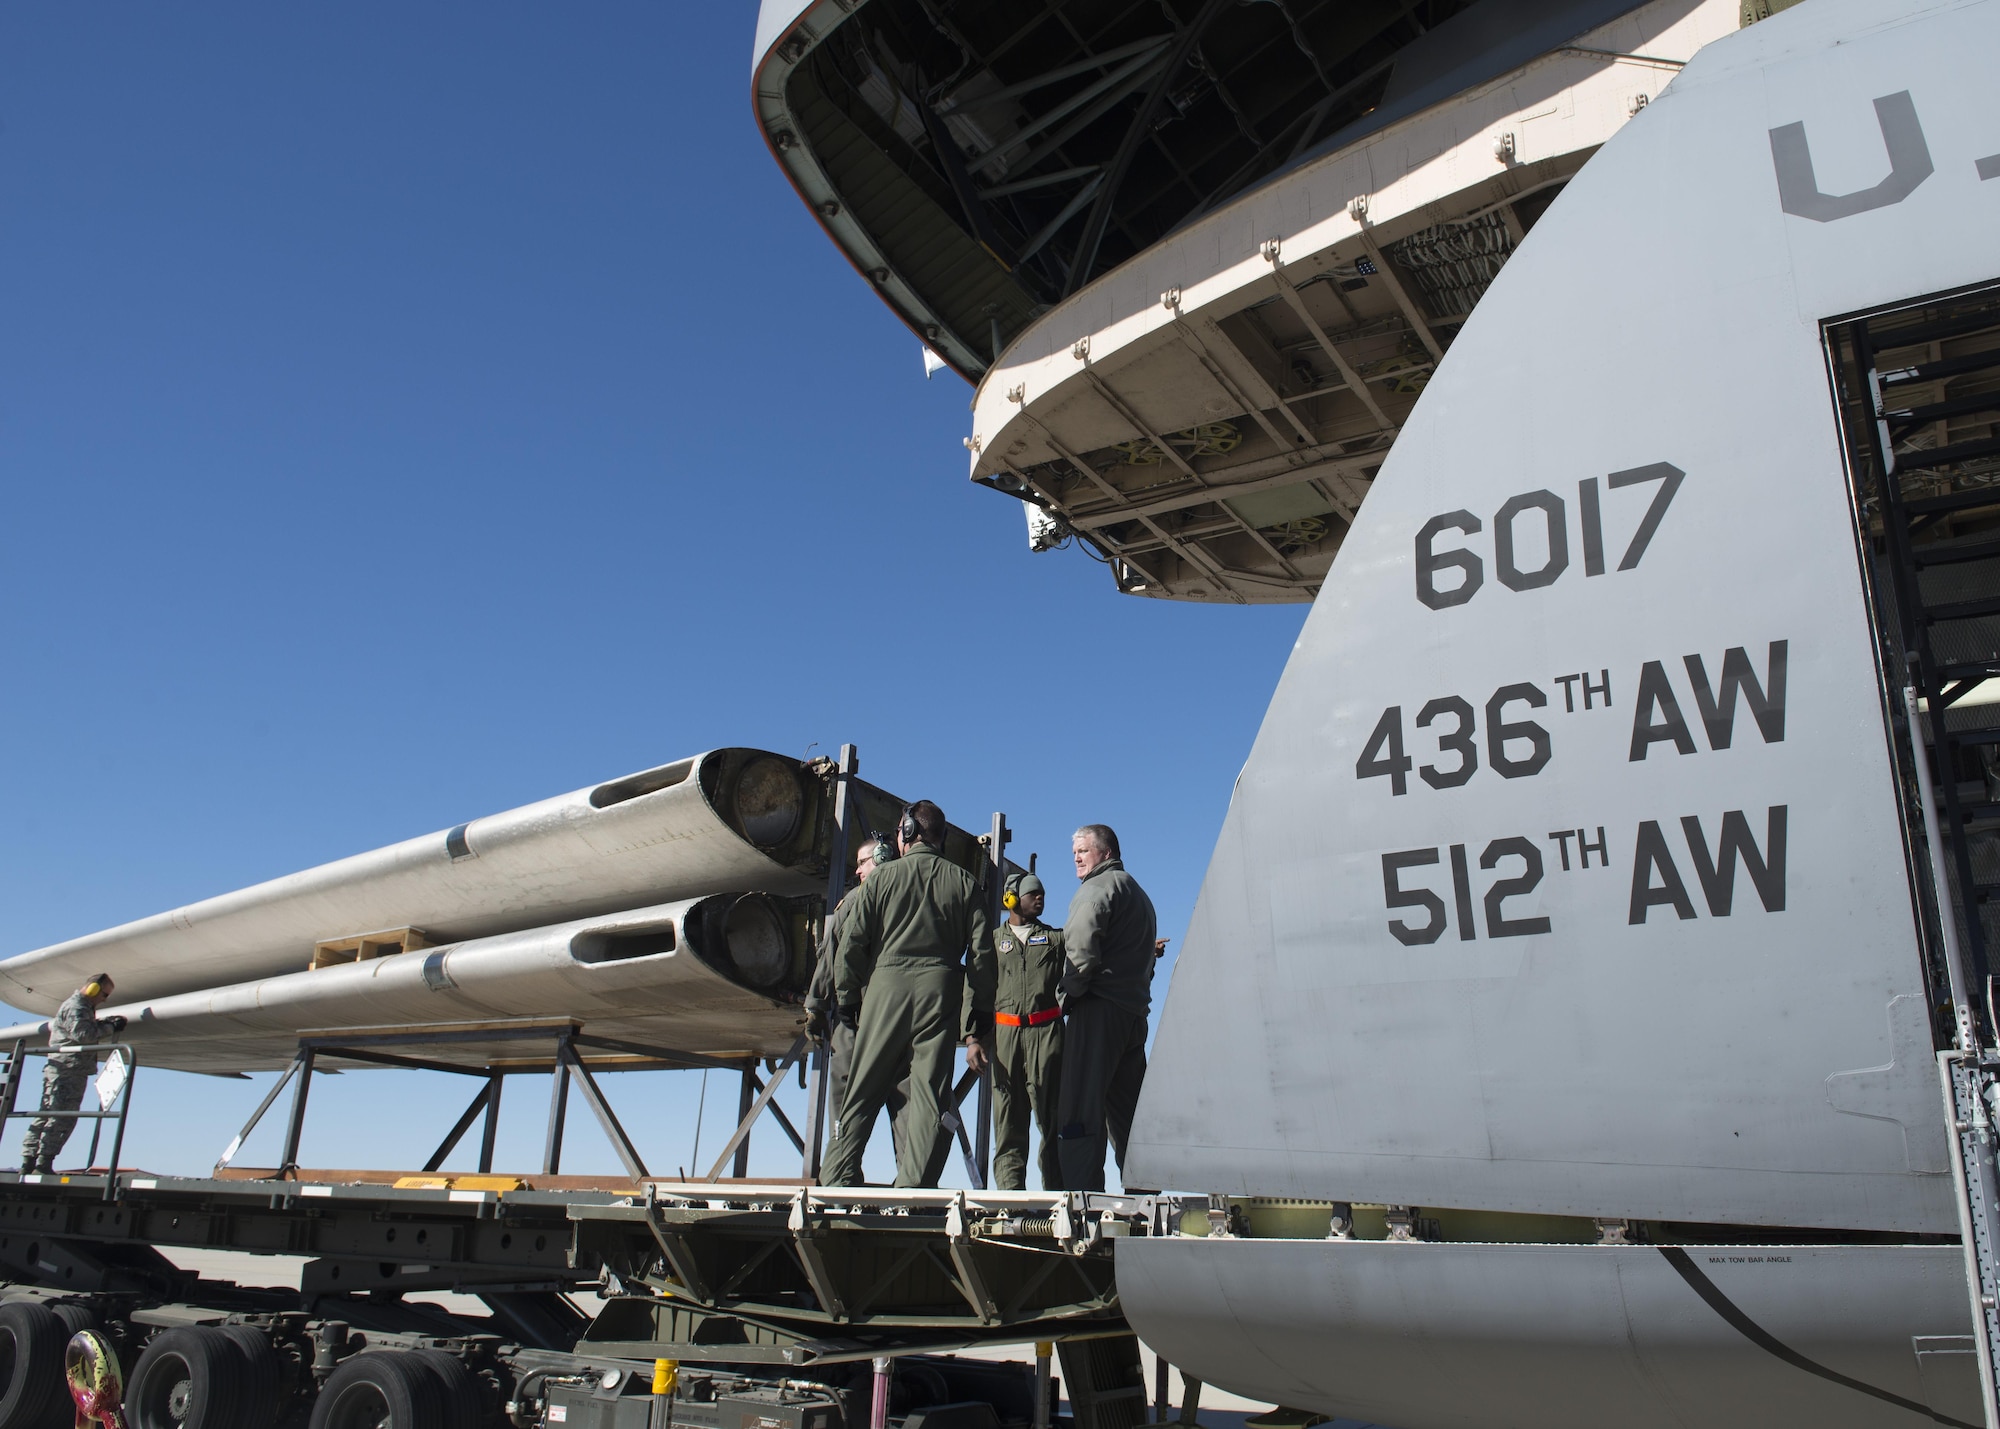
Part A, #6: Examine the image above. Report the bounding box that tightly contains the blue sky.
[0,5,1306,1184]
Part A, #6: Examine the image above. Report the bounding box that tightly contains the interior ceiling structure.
[766,0,1481,378]
[758,0,1732,601]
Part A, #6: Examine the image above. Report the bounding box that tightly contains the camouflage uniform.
[991,911,1065,1190]
[22,992,111,1174]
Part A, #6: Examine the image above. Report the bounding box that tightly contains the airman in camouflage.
[22,974,126,1175]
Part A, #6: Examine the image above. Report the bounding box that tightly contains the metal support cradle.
[211,1018,790,1182]
[199,743,1011,1190]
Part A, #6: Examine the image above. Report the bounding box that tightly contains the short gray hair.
[1074,824,1120,859]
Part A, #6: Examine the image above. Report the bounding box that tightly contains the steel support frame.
[1009,415,1255,602]
[218,1019,755,1181]
[802,745,858,1184]
[705,1035,812,1182]
[1350,224,1447,362]
[1259,246,1395,429]
[1076,363,1304,581]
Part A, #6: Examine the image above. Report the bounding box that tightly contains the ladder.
[1840,285,2000,1429]
[0,1038,26,1141]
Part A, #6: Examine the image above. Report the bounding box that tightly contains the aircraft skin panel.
[0,749,819,1014]
[1119,1236,1979,1429]
[1125,0,2000,1234]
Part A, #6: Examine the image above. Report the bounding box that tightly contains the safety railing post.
[804,743,858,1184]
[977,811,1010,1191]
[104,1058,136,1199]
[0,1042,137,1190]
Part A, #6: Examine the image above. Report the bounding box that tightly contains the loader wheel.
[407,1350,484,1429]
[218,1326,286,1429]
[45,1304,94,1338]
[307,1352,445,1429]
[0,1301,67,1429]
[128,1327,245,1429]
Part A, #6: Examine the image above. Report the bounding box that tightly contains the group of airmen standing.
[805,800,1158,1190]
[17,802,1155,1188]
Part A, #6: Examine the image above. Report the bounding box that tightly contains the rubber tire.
[46,1304,94,1338]
[407,1350,483,1429]
[127,1327,246,1429]
[218,1326,285,1429]
[0,1301,67,1429]
[307,1353,445,1429]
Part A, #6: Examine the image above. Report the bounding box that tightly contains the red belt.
[994,1007,1062,1028]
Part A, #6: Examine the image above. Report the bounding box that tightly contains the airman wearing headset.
[820,800,995,1187]
[21,974,127,1175]
[816,834,954,1184]
[991,872,1066,1190]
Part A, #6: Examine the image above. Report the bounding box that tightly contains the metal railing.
[0,1038,140,1197]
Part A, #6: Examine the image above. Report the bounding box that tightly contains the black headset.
[898,803,923,848]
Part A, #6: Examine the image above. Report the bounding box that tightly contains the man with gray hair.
[806,835,894,1134]
[1057,824,1156,1191]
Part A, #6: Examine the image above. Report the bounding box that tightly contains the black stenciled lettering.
[1493,490,1569,591]
[1417,696,1479,789]
[1547,830,1576,871]
[1415,512,1484,610]
[1629,661,1698,760]
[1683,641,1787,749]
[1582,670,1611,709]
[1481,837,1551,937]
[1577,826,1609,869]
[1629,821,1698,923]
[1449,843,1476,941]
[1606,462,1685,570]
[1357,707,1413,795]
[1383,849,1447,945]
[1486,683,1552,778]
[1579,477,1606,576]
[1680,807,1787,915]
[1554,673,1581,712]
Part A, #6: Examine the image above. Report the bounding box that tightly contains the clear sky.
[0,5,1307,1184]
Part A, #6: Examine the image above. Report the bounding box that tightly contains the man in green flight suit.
[821,800,995,1187]
[991,872,1065,1191]
[806,834,892,1124]
[807,835,953,1180]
